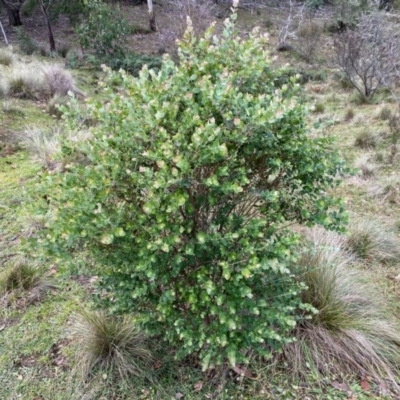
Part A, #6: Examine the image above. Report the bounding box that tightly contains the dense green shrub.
[106,52,162,77]
[76,0,129,60]
[15,27,38,55]
[41,15,346,369]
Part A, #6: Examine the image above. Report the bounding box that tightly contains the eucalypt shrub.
[43,14,346,370]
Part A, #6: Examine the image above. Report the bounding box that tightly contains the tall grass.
[18,127,61,169]
[0,258,54,303]
[42,65,84,98]
[346,217,400,263]
[0,48,15,66]
[4,64,46,100]
[72,309,152,381]
[2,61,83,100]
[277,228,400,383]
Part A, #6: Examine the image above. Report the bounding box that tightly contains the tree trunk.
[147,0,157,32]
[39,0,56,52]
[7,8,22,27]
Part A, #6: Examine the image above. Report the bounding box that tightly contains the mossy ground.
[1,5,400,399]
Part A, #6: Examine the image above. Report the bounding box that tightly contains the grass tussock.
[279,228,400,383]
[377,104,392,121]
[42,65,84,98]
[354,129,378,149]
[18,127,61,170]
[0,258,54,302]
[344,108,355,121]
[0,48,15,66]
[368,175,400,203]
[1,61,83,101]
[72,309,152,381]
[354,155,376,179]
[4,65,46,100]
[346,217,400,263]
[312,101,325,114]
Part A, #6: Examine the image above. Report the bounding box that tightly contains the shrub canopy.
[42,14,346,368]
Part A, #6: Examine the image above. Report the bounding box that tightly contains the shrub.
[106,52,162,77]
[354,129,377,149]
[334,11,399,101]
[41,14,346,369]
[76,0,130,60]
[346,217,400,263]
[15,27,38,55]
[279,228,400,382]
[72,309,151,380]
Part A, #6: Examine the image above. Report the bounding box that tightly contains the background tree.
[1,0,24,26]
[334,10,400,100]
[38,0,56,52]
[147,0,156,31]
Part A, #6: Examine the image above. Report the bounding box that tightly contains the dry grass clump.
[4,64,46,100]
[377,104,392,121]
[346,217,400,263]
[279,228,400,382]
[1,62,83,101]
[312,101,325,114]
[0,258,54,302]
[354,129,378,149]
[18,127,61,170]
[344,107,355,121]
[0,48,15,66]
[18,127,92,170]
[0,81,7,99]
[354,154,376,179]
[368,175,400,204]
[72,309,152,381]
[42,65,84,98]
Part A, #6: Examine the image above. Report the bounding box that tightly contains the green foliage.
[106,52,162,77]
[331,0,373,29]
[76,0,129,60]
[305,0,324,10]
[51,0,87,26]
[15,27,38,55]
[41,15,346,369]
